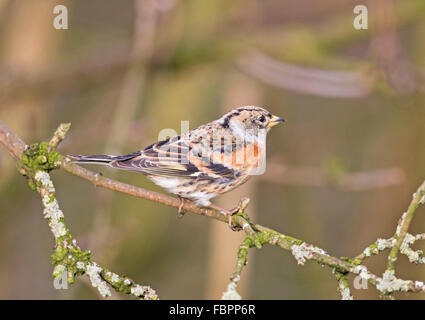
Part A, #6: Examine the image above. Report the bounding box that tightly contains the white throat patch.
[228,119,266,145]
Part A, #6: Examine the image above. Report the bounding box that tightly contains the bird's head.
[219,106,285,141]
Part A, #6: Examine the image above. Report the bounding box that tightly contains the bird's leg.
[209,204,243,231]
[177,196,187,218]
[209,197,250,231]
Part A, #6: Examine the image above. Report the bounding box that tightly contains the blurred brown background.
[0,0,424,299]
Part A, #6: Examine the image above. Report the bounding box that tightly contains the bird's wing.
[110,135,236,179]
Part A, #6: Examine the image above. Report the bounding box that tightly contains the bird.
[69,106,285,229]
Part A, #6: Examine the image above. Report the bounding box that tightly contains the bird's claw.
[226,213,241,231]
[225,197,250,231]
[177,197,186,218]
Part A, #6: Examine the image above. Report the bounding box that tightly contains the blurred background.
[0,0,425,299]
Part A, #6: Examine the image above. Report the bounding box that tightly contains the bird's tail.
[67,154,116,164]
[67,151,141,165]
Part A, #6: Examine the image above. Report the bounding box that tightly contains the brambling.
[69,106,284,229]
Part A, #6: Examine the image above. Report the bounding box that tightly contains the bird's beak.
[267,115,285,128]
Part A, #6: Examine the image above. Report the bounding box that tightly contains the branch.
[1,119,425,299]
[221,236,251,300]
[0,120,27,160]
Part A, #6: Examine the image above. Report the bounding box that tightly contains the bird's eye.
[258,115,266,122]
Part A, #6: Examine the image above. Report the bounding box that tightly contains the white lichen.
[362,238,393,257]
[221,282,242,300]
[352,265,371,281]
[49,220,67,238]
[144,287,158,300]
[35,171,56,192]
[34,171,67,239]
[76,261,85,270]
[420,194,425,205]
[291,243,328,266]
[111,273,120,283]
[404,248,420,263]
[403,233,415,246]
[376,270,410,293]
[396,212,408,236]
[377,238,393,251]
[86,263,111,297]
[131,285,144,296]
[131,285,158,300]
[338,282,353,300]
[363,247,371,257]
[414,281,424,291]
[398,233,425,263]
[42,197,64,221]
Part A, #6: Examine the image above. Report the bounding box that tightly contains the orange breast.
[214,142,264,171]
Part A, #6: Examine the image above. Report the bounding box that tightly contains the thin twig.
[386,181,425,271]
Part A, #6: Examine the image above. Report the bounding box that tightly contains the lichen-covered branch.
[0,120,157,300]
[49,123,72,148]
[380,180,425,298]
[36,170,157,299]
[334,271,353,300]
[1,119,425,300]
[386,181,425,271]
[221,237,251,300]
[355,233,425,265]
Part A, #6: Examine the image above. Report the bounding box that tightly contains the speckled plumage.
[69,106,284,209]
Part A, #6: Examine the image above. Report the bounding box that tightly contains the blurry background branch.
[2,0,425,105]
[1,120,424,299]
[237,51,374,98]
[369,0,423,94]
[262,161,405,191]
